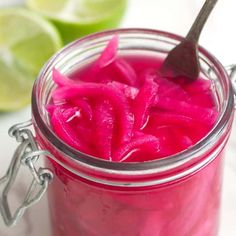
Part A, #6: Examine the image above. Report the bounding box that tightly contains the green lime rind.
[52,4,126,43]
[26,0,127,43]
[0,8,63,111]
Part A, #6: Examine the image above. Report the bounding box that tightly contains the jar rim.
[32,28,234,175]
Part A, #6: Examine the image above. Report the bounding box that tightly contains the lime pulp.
[0,8,62,111]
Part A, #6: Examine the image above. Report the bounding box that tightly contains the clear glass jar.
[3,29,236,235]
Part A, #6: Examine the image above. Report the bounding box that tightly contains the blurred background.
[1,0,236,63]
[0,0,236,235]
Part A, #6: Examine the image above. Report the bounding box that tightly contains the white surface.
[0,0,236,235]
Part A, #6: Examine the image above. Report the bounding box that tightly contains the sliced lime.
[26,0,127,43]
[0,8,62,111]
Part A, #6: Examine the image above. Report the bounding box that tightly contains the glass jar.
[1,29,236,236]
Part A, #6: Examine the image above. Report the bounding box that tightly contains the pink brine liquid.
[44,36,222,236]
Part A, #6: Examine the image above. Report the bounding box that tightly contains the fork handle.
[186,0,218,42]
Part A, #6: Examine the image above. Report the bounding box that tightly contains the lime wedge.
[0,8,62,111]
[26,0,127,43]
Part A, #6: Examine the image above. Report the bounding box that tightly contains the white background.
[0,0,236,235]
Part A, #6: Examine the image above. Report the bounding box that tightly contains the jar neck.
[32,29,234,186]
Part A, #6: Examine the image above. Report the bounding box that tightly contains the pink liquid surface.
[48,36,218,163]
[42,37,223,236]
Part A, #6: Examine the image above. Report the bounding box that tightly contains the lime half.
[0,8,62,111]
[26,0,127,44]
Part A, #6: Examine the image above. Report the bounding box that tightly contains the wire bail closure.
[0,120,53,227]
